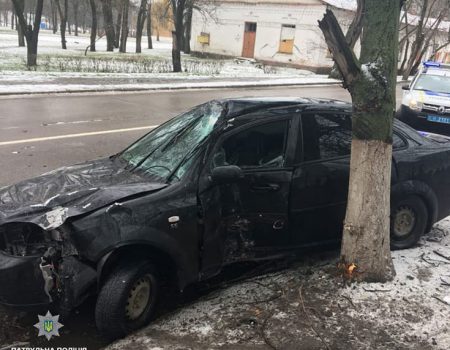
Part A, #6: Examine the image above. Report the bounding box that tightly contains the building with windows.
[190,0,355,72]
[190,0,450,72]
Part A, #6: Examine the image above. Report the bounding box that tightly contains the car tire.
[95,260,159,339]
[390,195,428,250]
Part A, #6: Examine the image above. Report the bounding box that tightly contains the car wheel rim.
[125,275,151,321]
[393,206,416,238]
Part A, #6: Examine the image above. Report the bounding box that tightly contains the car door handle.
[251,184,280,192]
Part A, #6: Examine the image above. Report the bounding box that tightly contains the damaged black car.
[2,97,450,338]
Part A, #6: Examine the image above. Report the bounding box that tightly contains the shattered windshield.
[414,74,450,95]
[120,101,223,180]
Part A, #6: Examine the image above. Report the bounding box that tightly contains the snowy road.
[0,84,403,186]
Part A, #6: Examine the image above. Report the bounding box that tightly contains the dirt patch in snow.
[107,220,450,350]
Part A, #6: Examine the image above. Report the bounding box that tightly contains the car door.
[290,111,352,246]
[198,108,299,275]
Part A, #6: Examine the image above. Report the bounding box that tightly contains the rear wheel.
[95,260,159,339]
[390,195,428,249]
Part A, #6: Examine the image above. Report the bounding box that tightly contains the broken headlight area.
[0,223,77,257]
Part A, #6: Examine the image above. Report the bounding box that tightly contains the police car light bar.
[423,61,450,69]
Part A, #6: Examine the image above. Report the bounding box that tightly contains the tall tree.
[119,0,129,52]
[114,0,123,48]
[11,0,44,66]
[171,0,185,72]
[183,1,193,53]
[51,0,58,33]
[147,0,153,49]
[73,0,80,36]
[89,0,97,52]
[101,0,115,51]
[15,0,25,47]
[55,0,68,49]
[136,0,147,53]
[319,0,402,282]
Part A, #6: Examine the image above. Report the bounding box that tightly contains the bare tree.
[115,0,123,48]
[89,0,97,51]
[319,0,402,282]
[171,0,185,72]
[119,0,129,52]
[183,1,192,53]
[55,0,68,49]
[402,0,446,79]
[11,0,44,66]
[14,0,25,47]
[147,0,153,48]
[101,0,115,51]
[136,0,147,53]
[329,0,365,79]
[73,0,80,36]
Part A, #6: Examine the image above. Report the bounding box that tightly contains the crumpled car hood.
[0,157,167,229]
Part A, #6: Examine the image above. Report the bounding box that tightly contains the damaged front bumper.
[0,251,50,307]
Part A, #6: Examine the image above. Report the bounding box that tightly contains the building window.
[279,24,296,54]
[245,22,257,33]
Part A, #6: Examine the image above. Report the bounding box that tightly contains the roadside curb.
[0,80,342,97]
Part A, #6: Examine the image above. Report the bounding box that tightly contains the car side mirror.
[402,84,410,91]
[210,165,244,184]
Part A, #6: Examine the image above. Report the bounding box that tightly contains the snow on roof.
[321,0,357,11]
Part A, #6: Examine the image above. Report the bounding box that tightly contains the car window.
[301,113,352,161]
[212,120,289,169]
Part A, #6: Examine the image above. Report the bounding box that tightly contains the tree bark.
[89,0,97,52]
[319,0,401,282]
[12,0,44,67]
[74,1,79,36]
[183,4,193,54]
[171,0,185,72]
[115,1,123,48]
[147,1,153,49]
[55,0,68,49]
[119,0,129,53]
[15,0,25,47]
[136,0,147,53]
[101,0,115,51]
[329,0,364,79]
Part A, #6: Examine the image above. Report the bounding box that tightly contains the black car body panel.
[2,97,450,312]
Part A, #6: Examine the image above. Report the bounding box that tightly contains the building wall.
[191,1,355,71]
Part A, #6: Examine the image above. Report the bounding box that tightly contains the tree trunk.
[119,0,129,53]
[89,0,97,52]
[136,0,147,53]
[329,0,364,79]
[12,0,44,67]
[319,0,401,282]
[11,7,14,30]
[74,1,79,36]
[115,1,123,48]
[101,0,115,51]
[183,4,192,54]
[55,0,67,49]
[51,0,58,33]
[171,0,184,72]
[147,1,153,49]
[15,0,25,47]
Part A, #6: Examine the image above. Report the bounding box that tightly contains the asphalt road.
[0,85,403,187]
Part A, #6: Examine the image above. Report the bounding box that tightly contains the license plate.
[427,115,450,124]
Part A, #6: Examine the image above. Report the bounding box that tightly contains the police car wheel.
[95,260,159,339]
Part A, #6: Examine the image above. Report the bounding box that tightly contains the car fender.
[96,233,197,291]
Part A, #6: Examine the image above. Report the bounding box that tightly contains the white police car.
[398,62,450,132]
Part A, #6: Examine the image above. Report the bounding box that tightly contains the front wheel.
[390,195,428,250]
[95,260,159,339]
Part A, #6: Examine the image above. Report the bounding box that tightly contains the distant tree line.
[1,0,216,71]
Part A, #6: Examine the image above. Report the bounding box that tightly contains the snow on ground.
[0,28,339,94]
[107,220,450,350]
